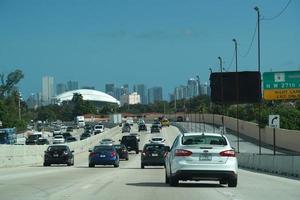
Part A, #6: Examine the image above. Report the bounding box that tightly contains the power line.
[262,0,292,20]
[239,21,258,58]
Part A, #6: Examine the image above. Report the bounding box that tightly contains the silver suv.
[165,132,238,187]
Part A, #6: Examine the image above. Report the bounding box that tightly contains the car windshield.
[182,135,227,145]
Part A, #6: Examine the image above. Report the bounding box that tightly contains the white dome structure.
[55,89,120,106]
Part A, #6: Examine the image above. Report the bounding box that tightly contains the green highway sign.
[263,71,300,100]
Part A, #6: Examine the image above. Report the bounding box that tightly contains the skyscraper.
[121,84,129,95]
[174,85,188,100]
[105,84,115,97]
[67,81,78,91]
[56,83,67,95]
[187,78,199,98]
[42,76,54,105]
[148,87,163,104]
[133,84,147,104]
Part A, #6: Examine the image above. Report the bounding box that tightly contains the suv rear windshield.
[122,136,136,141]
[182,135,227,146]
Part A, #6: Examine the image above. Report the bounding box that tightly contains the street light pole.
[233,38,240,153]
[18,92,21,120]
[218,56,225,135]
[209,67,215,133]
[255,6,262,155]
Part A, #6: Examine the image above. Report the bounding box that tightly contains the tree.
[0,69,24,97]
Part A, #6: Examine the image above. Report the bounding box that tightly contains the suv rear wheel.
[89,163,95,168]
[141,164,145,169]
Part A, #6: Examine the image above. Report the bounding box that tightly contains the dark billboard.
[210,71,262,104]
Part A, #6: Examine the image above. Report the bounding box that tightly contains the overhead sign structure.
[269,115,280,128]
[263,71,300,100]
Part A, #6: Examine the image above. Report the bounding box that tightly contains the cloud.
[94,30,127,38]
[134,28,206,40]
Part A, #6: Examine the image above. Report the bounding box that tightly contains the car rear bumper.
[45,157,70,164]
[173,170,237,181]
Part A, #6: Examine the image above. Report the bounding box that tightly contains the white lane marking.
[82,184,92,189]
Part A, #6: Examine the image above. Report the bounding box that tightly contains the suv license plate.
[152,153,158,156]
[53,154,59,157]
[100,155,106,158]
[199,154,212,161]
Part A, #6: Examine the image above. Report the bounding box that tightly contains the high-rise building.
[105,84,115,97]
[42,76,54,105]
[174,85,188,100]
[120,92,141,106]
[121,84,129,95]
[133,84,147,104]
[114,87,122,100]
[67,81,78,91]
[56,83,67,95]
[187,78,199,98]
[148,87,163,104]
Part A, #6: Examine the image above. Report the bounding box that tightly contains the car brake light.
[175,149,192,156]
[220,150,235,157]
[90,152,96,157]
[111,151,117,157]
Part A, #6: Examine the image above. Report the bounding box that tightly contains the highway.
[0,124,299,200]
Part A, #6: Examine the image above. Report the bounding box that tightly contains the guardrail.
[238,153,300,178]
[0,126,120,168]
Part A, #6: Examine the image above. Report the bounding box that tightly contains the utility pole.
[218,56,225,135]
[255,6,262,155]
[233,38,240,153]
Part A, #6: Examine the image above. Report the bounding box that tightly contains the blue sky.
[0,0,299,99]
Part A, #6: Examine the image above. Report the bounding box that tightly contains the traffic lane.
[1,126,300,200]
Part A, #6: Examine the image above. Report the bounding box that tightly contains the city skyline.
[1,1,299,100]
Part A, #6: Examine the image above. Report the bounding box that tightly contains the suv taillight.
[90,152,96,157]
[111,151,117,157]
[220,150,235,157]
[175,149,192,156]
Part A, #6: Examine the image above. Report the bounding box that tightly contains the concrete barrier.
[0,126,120,168]
[238,153,300,178]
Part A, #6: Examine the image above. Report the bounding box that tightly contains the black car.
[80,132,91,140]
[120,135,139,154]
[151,124,160,133]
[84,124,93,133]
[176,116,184,122]
[66,136,77,143]
[122,124,131,133]
[141,143,169,169]
[36,138,49,145]
[138,124,147,132]
[66,126,73,132]
[62,132,72,140]
[25,134,42,145]
[114,144,129,160]
[43,145,74,166]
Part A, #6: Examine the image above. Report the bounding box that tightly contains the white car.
[165,132,238,187]
[53,135,65,144]
[149,137,165,144]
[94,125,104,134]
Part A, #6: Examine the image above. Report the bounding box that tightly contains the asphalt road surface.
[0,124,299,200]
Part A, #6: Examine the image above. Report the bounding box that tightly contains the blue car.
[89,145,119,168]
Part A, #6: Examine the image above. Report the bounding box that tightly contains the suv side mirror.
[88,148,92,152]
[165,146,171,152]
[119,139,121,142]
